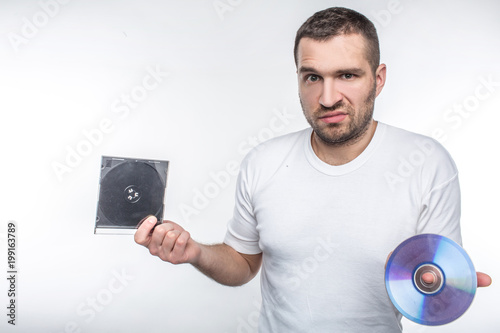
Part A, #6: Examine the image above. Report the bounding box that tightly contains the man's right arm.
[134,216,262,286]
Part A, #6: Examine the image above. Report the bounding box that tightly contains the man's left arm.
[415,141,492,287]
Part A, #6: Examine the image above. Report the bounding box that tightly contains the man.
[135,7,491,332]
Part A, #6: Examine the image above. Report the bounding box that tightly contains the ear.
[374,63,387,97]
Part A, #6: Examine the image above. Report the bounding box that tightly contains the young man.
[135,7,491,332]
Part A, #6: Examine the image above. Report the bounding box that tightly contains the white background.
[0,0,499,332]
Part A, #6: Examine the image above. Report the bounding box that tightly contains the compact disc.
[385,234,477,326]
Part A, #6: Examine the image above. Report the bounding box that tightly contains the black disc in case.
[94,156,169,234]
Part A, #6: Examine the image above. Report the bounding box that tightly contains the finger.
[153,229,181,262]
[164,229,182,252]
[477,272,492,287]
[421,272,435,284]
[163,220,184,233]
[385,251,393,270]
[150,225,171,248]
[147,227,172,257]
[134,216,158,245]
[170,231,191,263]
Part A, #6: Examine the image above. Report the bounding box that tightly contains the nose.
[319,78,342,108]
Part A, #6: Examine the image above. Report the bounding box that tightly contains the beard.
[300,86,376,147]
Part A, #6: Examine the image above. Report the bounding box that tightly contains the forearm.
[135,218,261,286]
[192,243,262,287]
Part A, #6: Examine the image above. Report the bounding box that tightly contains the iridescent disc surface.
[385,234,477,325]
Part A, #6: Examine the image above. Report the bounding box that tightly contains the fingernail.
[148,216,157,224]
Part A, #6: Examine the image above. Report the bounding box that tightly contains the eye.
[342,73,355,80]
[306,74,321,83]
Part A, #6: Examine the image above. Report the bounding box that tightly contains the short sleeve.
[416,146,462,245]
[223,154,262,254]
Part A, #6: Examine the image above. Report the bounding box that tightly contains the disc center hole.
[414,264,444,295]
[421,271,437,286]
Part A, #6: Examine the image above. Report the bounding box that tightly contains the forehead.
[297,34,370,72]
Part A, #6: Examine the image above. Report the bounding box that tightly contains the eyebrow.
[298,66,366,76]
[297,66,318,74]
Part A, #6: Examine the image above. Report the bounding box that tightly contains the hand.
[386,252,492,287]
[421,271,492,287]
[134,215,201,265]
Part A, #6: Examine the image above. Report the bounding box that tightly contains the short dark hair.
[294,7,380,73]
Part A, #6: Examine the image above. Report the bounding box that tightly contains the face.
[297,34,386,146]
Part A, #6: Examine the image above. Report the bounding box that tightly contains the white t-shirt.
[224,122,461,332]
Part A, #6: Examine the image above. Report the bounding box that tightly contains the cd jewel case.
[94,156,169,235]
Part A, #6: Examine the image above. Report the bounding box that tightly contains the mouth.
[318,111,348,124]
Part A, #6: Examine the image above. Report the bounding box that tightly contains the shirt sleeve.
[223,153,262,254]
[416,144,462,246]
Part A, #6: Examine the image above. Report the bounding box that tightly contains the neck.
[311,120,378,166]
